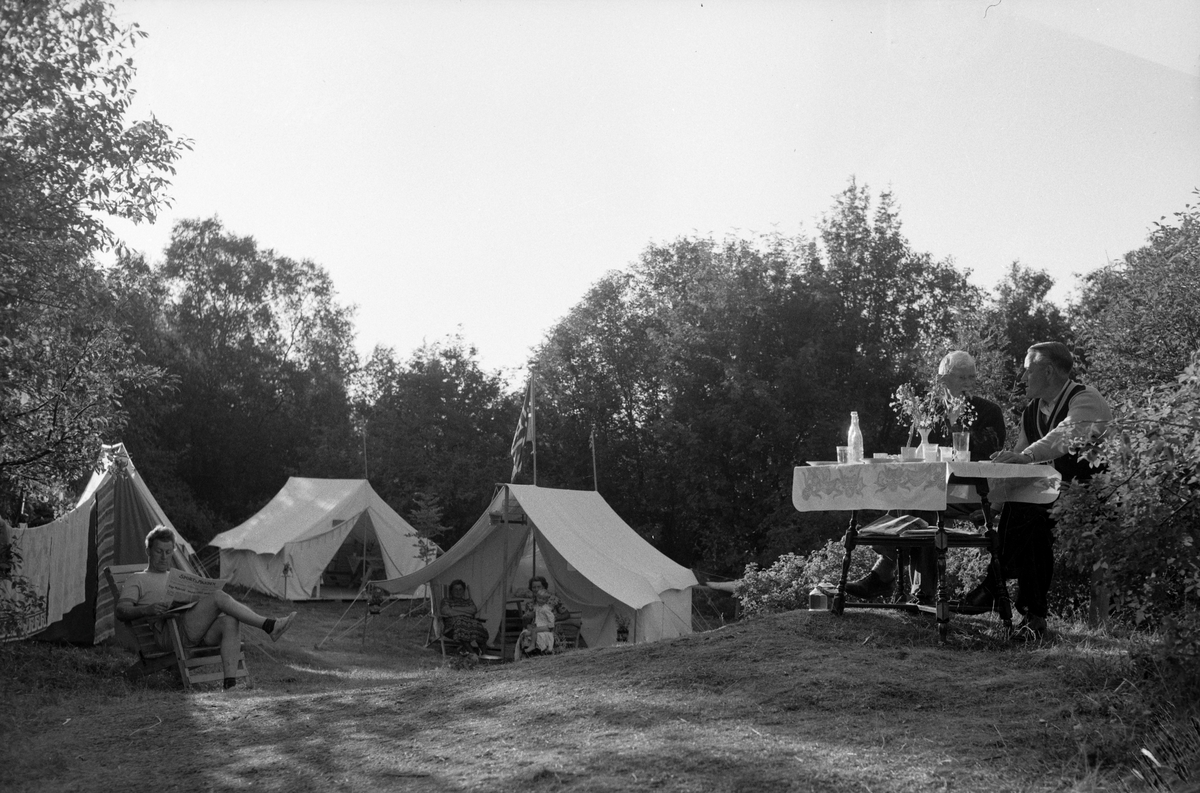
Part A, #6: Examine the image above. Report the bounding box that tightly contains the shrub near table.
[737,533,993,618]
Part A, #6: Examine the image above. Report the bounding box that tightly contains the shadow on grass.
[2,607,1144,792]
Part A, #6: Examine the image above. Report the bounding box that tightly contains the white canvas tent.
[12,443,200,644]
[209,478,432,600]
[372,484,698,649]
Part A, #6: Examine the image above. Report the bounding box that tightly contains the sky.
[105,0,1200,380]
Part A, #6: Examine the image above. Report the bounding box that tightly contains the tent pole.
[362,530,369,646]
[500,486,510,661]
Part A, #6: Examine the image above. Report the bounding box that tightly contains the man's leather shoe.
[844,570,893,600]
[962,583,994,609]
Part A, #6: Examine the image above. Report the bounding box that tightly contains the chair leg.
[167,619,193,691]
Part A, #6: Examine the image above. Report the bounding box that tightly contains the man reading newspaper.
[117,525,296,689]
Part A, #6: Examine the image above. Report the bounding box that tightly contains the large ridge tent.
[210,478,433,600]
[11,443,200,644]
[372,484,698,649]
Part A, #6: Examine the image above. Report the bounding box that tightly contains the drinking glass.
[952,431,970,462]
[836,446,850,464]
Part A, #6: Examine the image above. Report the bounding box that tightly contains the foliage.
[735,540,874,617]
[735,532,993,618]
[984,263,1072,385]
[1072,190,1200,399]
[0,0,190,257]
[113,217,360,542]
[1054,350,1200,629]
[531,182,982,571]
[0,537,48,641]
[407,491,449,564]
[1,0,187,513]
[1129,707,1200,792]
[357,336,511,544]
[0,308,163,512]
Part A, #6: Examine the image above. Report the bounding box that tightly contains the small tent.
[372,484,698,649]
[11,443,200,644]
[209,478,433,600]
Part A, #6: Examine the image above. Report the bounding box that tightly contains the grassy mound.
[0,601,1190,792]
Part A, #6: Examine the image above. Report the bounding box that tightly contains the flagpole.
[590,426,598,491]
[530,373,537,487]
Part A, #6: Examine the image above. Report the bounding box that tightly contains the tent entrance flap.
[322,513,386,590]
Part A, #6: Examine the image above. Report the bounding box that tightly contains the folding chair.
[431,583,490,659]
[106,564,249,690]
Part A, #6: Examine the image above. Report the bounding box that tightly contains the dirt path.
[2,598,1136,792]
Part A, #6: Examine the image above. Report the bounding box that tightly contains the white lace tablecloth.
[791,461,1062,513]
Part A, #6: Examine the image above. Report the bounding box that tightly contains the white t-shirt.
[118,570,172,607]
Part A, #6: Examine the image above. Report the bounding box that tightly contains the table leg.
[832,510,859,616]
[979,487,1013,631]
[934,515,950,644]
[895,547,908,603]
[986,529,1014,631]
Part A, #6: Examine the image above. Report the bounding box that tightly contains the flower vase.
[917,428,933,461]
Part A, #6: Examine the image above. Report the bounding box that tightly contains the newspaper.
[165,570,229,605]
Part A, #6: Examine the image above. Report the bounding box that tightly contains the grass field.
[0,592,1189,793]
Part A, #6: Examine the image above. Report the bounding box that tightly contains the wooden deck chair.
[553,611,584,652]
[105,564,249,690]
[432,583,490,659]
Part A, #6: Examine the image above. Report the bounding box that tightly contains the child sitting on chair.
[516,588,557,659]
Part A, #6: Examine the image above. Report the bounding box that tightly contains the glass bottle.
[847,411,864,463]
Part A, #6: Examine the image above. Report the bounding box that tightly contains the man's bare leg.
[181,591,265,641]
[182,591,294,643]
[200,614,241,678]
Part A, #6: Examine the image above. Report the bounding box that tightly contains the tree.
[1,0,188,513]
[534,233,849,568]
[983,262,1072,389]
[1072,192,1200,399]
[115,217,359,542]
[529,183,989,572]
[357,336,511,542]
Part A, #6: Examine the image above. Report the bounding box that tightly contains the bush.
[0,541,47,642]
[735,528,994,617]
[1054,350,1200,629]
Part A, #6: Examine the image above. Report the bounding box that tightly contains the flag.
[510,378,535,481]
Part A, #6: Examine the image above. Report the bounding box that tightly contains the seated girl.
[516,588,557,659]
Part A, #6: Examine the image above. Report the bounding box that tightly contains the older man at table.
[845,351,1007,603]
[963,341,1112,638]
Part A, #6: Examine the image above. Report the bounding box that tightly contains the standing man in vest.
[964,341,1112,638]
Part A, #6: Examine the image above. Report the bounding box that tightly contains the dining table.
[792,458,1062,643]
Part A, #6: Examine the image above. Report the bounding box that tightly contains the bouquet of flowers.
[891,381,977,434]
[891,382,942,431]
